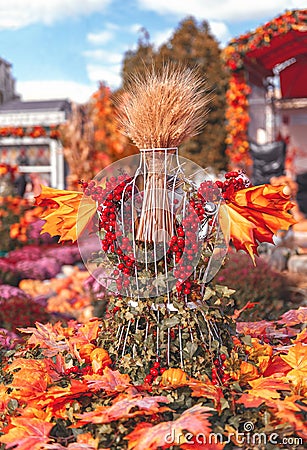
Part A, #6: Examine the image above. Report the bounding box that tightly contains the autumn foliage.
[0,305,306,449]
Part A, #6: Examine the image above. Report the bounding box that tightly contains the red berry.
[220,354,227,361]
[153,361,160,368]
[213,359,220,366]
[144,375,153,384]
[150,368,159,377]
[159,367,166,374]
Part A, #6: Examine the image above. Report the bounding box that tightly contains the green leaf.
[215,284,236,297]
[163,316,180,328]
[241,335,252,346]
[184,341,198,359]
[203,286,215,301]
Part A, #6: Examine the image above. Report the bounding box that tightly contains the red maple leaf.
[125,404,223,449]
[75,394,170,425]
[84,366,131,393]
[0,417,53,450]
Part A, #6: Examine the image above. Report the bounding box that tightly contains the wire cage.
[78,149,230,370]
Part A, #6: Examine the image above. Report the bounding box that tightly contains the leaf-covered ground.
[0,304,306,450]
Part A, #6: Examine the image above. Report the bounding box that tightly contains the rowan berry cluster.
[211,353,230,385]
[197,180,220,204]
[81,176,136,292]
[144,360,167,384]
[215,170,251,202]
[64,364,93,377]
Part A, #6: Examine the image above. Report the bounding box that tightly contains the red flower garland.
[0,125,61,140]
[223,9,307,169]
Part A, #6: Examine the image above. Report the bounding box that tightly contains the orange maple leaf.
[75,394,170,425]
[84,366,131,393]
[34,379,91,415]
[186,378,223,410]
[266,396,307,439]
[247,377,291,400]
[221,184,296,261]
[280,343,307,391]
[69,320,100,347]
[125,404,223,450]
[280,343,307,372]
[262,355,292,378]
[0,416,54,450]
[35,185,96,242]
[8,358,52,400]
[292,328,307,344]
[236,393,265,408]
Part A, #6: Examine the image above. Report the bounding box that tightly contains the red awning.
[244,29,307,98]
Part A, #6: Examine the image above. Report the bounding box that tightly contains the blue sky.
[0,0,305,103]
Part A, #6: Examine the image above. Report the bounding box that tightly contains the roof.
[0,99,71,113]
[226,9,307,99]
[245,28,307,98]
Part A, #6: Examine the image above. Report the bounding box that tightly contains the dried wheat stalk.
[116,63,211,242]
[116,62,210,148]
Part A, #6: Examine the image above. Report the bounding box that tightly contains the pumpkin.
[161,367,188,386]
[79,343,96,362]
[90,348,112,373]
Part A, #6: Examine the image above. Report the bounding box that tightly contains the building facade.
[0,57,71,191]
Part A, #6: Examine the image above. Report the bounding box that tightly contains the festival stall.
[223,9,307,188]
[0,99,71,195]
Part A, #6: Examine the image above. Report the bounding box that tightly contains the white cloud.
[129,23,143,34]
[137,0,305,23]
[86,63,122,88]
[83,49,123,64]
[209,21,231,46]
[16,80,96,103]
[0,0,111,29]
[151,28,174,48]
[87,30,114,45]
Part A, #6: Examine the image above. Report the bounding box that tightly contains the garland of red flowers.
[223,9,307,169]
[0,125,61,140]
[0,163,17,178]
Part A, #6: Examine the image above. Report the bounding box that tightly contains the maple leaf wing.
[35,185,96,242]
[222,184,296,261]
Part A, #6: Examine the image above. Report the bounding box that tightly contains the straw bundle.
[116,63,211,243]
[116,62,210,148]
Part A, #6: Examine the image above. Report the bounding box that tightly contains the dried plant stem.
[136,150,174,242]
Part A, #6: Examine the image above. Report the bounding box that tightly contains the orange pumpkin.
[161,368,188,386]
[79,343,96,362]
[90,348,112,373]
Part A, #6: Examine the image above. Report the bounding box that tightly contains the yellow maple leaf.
[281,343,307,391]
[221,184,296,262]
[281,343,307,372]
[35,185,96,242]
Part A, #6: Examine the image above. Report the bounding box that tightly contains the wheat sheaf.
[116,62,211,149]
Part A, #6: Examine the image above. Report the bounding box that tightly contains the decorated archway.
[223,9,307,172]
